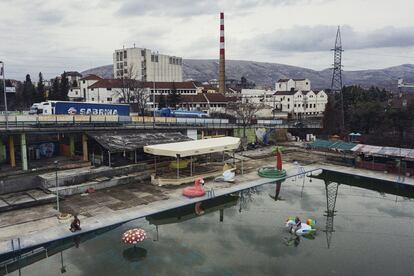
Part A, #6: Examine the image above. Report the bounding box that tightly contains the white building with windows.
[241,78,328,118]
[68,77,200,104]
[113,47,183,82]
[68,74,102,101]
[273,89,327,116]
[275,78,311,92]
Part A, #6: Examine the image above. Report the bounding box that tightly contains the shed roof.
[144,137,240,157]
[309,139,357,151]
[88,131,191,153]
[274,90,298,96]
[351,144,414,160]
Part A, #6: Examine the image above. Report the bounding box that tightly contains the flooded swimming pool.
[2,170,414,275]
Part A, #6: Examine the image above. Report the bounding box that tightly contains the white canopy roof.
[144,137,241,158]
[351,144,414,160]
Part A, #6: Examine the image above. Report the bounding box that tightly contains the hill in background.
[82,60,414,91]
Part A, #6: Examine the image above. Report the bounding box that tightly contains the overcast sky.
[1,0,414,80]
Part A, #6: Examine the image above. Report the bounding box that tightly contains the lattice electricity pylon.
[331,26,345,131]
[323,181,339,249]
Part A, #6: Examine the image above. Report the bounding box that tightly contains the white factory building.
[241,78,328,118]
[113,47,183,82]
[275,78,311,92]
[69,76,199,104]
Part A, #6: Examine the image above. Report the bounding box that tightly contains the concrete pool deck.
[0,157,412,256]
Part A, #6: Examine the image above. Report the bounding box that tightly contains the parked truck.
[29,101,130,116]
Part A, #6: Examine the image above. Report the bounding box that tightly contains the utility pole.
[330,26,344,132]
[152,56,156,128]
[0,61,8,129]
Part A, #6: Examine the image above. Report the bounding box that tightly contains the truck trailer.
[29,101,130,116]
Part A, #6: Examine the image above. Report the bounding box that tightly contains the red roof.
[274,90,298,96]
[152,92,236,106]
[81,74,102,81]
[143,81,196,89]
[89,79,197,90]
[154,94,207,103]
[204,93,229,103]
[88,79,124,89]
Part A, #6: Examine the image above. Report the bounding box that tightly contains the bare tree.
[227,100,265,139]
[114,65,150,116]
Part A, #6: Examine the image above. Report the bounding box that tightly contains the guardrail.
[0,115,322,130]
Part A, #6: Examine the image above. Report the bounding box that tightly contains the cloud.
[257,25,414,52]
[116,0,309,17]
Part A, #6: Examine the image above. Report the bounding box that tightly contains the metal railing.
[0,115,322,130]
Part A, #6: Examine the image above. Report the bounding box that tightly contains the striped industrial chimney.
[219,12,225,94]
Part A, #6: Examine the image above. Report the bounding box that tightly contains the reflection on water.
[2,170,414,275]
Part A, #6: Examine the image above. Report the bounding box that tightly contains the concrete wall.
[50,171,150,196]
[39,163,147,188]
[186,129,198,140]
[0,175,40,194]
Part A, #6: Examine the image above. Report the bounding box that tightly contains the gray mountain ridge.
[81,59,414,91]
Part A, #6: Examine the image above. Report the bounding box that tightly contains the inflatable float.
[182,178,205,198]
[215,169,236,182]
[285,217,316,236]
[258,146,286,178]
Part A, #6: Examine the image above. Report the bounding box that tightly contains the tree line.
[323,85,414,147]
[0,72,70,110]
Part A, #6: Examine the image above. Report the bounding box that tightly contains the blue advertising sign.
[55,102,130,116]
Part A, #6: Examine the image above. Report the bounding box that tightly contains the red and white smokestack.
[219,12,225,93]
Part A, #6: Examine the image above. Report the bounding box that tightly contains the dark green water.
[4,171,414,275]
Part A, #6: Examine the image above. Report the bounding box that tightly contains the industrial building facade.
[113,47,183,82]
[241,78,328,117]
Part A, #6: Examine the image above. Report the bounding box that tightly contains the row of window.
[151,89,196,94]
[179,103,226,108]
[292,103,319,108]
[169,57,182,65]
[116,62,127,69]
[151,55,159,62]
[116,69,128,75]
[116,50,127,61]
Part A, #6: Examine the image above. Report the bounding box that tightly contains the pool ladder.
[207,188,215,198]
[295,166,306,181]
[396,175,405,184]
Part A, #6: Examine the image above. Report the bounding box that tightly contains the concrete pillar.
[186,129,197,140]
[9,136,16,168]
[108,151,111,167]
[69,135,75,157]
[0,138,5,163]
[82,134,88,161]
[20,133,28,171]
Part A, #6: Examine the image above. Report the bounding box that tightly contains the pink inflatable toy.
[182,178,205,198]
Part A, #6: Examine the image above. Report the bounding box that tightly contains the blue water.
[3,171,414,275]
